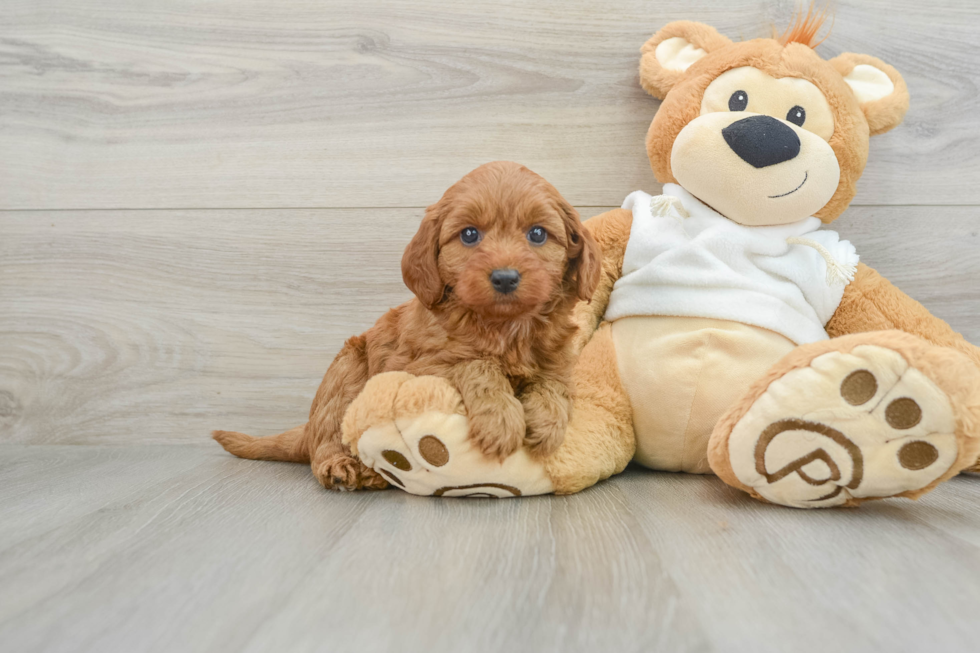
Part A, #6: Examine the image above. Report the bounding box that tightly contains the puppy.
[214,161,601,490]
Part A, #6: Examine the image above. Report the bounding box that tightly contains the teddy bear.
[342,16,980,506]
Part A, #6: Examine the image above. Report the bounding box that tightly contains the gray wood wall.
[2,0,979,445]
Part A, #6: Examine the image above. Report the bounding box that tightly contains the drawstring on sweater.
[786,236,857,286]
[649,194,690,221]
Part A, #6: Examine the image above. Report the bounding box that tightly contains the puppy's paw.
[522,393,570,459]
[467,394,526,461]
[525,416,568,460]
[313,453,388,491]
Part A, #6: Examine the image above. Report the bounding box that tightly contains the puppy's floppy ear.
[640,21,731,100]
[558,200,602,302]
[401,201,446,309]
[831,53,910,135]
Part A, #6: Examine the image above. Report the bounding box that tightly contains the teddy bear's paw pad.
[727,345,959,508]
[355,377,554,497]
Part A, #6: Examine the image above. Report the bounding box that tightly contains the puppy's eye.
[526,226,547,246]
[459,227,482,246]
[728,90,748,112]
[787,105,806,127]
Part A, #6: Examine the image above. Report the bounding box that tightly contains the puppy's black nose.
[490,269,521,294]
[722,115,800,168]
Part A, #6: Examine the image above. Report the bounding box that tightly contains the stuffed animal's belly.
[611,316,796,473]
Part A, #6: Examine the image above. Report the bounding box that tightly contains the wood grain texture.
[2,0,979,209]
[0,445,978,653]
[1,206,977,446]
[616,470,980,653]
[1,1,979,650]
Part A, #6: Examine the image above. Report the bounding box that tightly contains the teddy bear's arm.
[543,322,636,493]
[572,208,634,346]
[826,263,980,370]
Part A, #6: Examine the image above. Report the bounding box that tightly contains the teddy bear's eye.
[728,90,749,111]
[787,105,806,127]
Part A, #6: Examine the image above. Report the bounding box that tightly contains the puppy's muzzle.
[490,269,521,295]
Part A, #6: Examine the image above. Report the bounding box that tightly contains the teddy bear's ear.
[639,21,732,99]
[831,53,910,135]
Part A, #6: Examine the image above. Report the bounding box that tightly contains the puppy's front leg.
[520,377,571,458]
[450,360,525,461]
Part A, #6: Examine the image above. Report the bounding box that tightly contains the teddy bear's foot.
[342,373,554,497]
[709,331,980,508]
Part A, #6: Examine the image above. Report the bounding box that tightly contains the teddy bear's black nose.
[722,115,801,168]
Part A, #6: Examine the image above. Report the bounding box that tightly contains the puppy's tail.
[212,423,310,463]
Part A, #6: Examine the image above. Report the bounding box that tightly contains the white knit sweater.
[604,184,859,345]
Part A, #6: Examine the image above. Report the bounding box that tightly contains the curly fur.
[214,161,601,490]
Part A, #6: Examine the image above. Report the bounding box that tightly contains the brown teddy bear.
[343,15,980,506]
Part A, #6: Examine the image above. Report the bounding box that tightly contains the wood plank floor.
[2,0,980,651]
[1,446,979,653]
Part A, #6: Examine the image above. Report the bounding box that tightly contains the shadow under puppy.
[214,161,601,490]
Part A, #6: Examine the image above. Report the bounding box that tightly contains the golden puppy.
[214,161,601,490]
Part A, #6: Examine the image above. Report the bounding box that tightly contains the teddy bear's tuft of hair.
[775,2,834,49]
